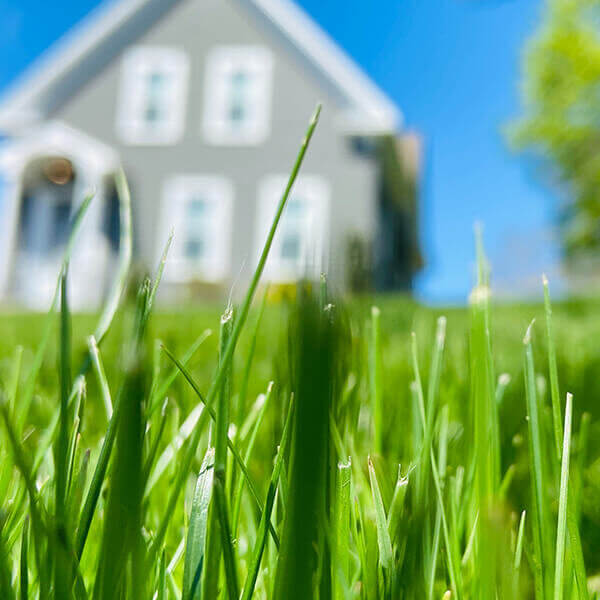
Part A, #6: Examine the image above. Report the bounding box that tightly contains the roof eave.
[0,108,43,136]
[335,107,402,137]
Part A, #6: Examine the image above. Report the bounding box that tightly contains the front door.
[13,158,77,307]
[11,156,111,309]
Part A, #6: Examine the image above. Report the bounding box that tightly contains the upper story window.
[159,175,233,282]
[117,46,189,145]
[257,176,330,282]
[203,46,274,145]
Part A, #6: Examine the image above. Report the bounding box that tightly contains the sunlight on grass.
[0,104,597,599]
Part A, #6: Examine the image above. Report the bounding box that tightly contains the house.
[0,0,423,309]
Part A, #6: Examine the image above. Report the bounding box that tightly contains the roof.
[0,0,402,136]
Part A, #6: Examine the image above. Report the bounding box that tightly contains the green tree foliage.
[510,0,600,257]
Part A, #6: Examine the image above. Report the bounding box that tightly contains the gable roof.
[0,0,402,136]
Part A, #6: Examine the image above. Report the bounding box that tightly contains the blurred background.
[0,0,595,306]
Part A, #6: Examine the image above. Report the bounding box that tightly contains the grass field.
[0,107,599,599]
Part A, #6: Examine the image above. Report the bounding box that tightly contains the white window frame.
[202,46,274,146]
[116,46,189,145]
[256,175,330,282]
[158,175,233,282]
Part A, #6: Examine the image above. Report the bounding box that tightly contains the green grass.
[1,106,600,598]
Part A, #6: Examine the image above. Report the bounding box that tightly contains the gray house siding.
[51,0,379,294]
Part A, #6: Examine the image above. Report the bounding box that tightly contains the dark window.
[103,184,120,252]
[19,175,74,257]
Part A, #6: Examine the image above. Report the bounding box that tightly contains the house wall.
[51,0,379,295]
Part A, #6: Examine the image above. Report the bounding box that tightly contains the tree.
[510,0,600,259]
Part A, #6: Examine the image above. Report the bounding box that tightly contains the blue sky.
[0,0,556,303]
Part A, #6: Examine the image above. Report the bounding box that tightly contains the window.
[117,46,189,145]
[159,176,233,282]
[257,176,330,281]
[203,46,274,145]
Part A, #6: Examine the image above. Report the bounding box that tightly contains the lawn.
[1,289,599,598]
[0,107,599,599]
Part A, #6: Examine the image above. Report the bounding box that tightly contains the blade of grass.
[155,106,321,572]
[333,458,352,600]
[76,280,150,561]
[370,306,383,454]
[159,345,280,549]
[232,383,274,537]
[575,412,590,515]
[212,309,240,600]
[17,191,94,434]
[426,316,446,428]
[0,522,15,600]
[469,280,499,510]
[67,449,90,535]
[430,447,462,600]
[495,373,511,407]
[514,510,526,570]
[565,489,589,600]
[241,393,294,600]
[92,302,147,599]
[19,517,28,600]
[7,345,23,419]
[543,274,563,462]
[368,457,393,574]
[272,290,341,600]
[142,399,169,486]
[65,382,85,498]
[236,289,268,427]
[148,329,212,416]
[387,465,409,544]
[460,511,478,568]
[157,551,167,600]
[55,268,72,527]
[182,447,215,600]
[87,335,112,420]
[0,399,49,598]
[428,405,449,600]
[145,402,205,497]
[145,228,173,323]
[523,320,549,598]
[554,392,573,600]
[92,168,132,345]
[31,377,84,476]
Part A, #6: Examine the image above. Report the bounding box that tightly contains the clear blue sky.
[0,0,557,303]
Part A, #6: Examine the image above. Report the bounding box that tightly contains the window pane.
[184,198,209,261]
[144,72,169,125]
[279,199,305,261]
[228,70,249,126]
[184,238,204,259]
[280,230,301,260]
[287,199,303,217]
[187,197,207,219]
